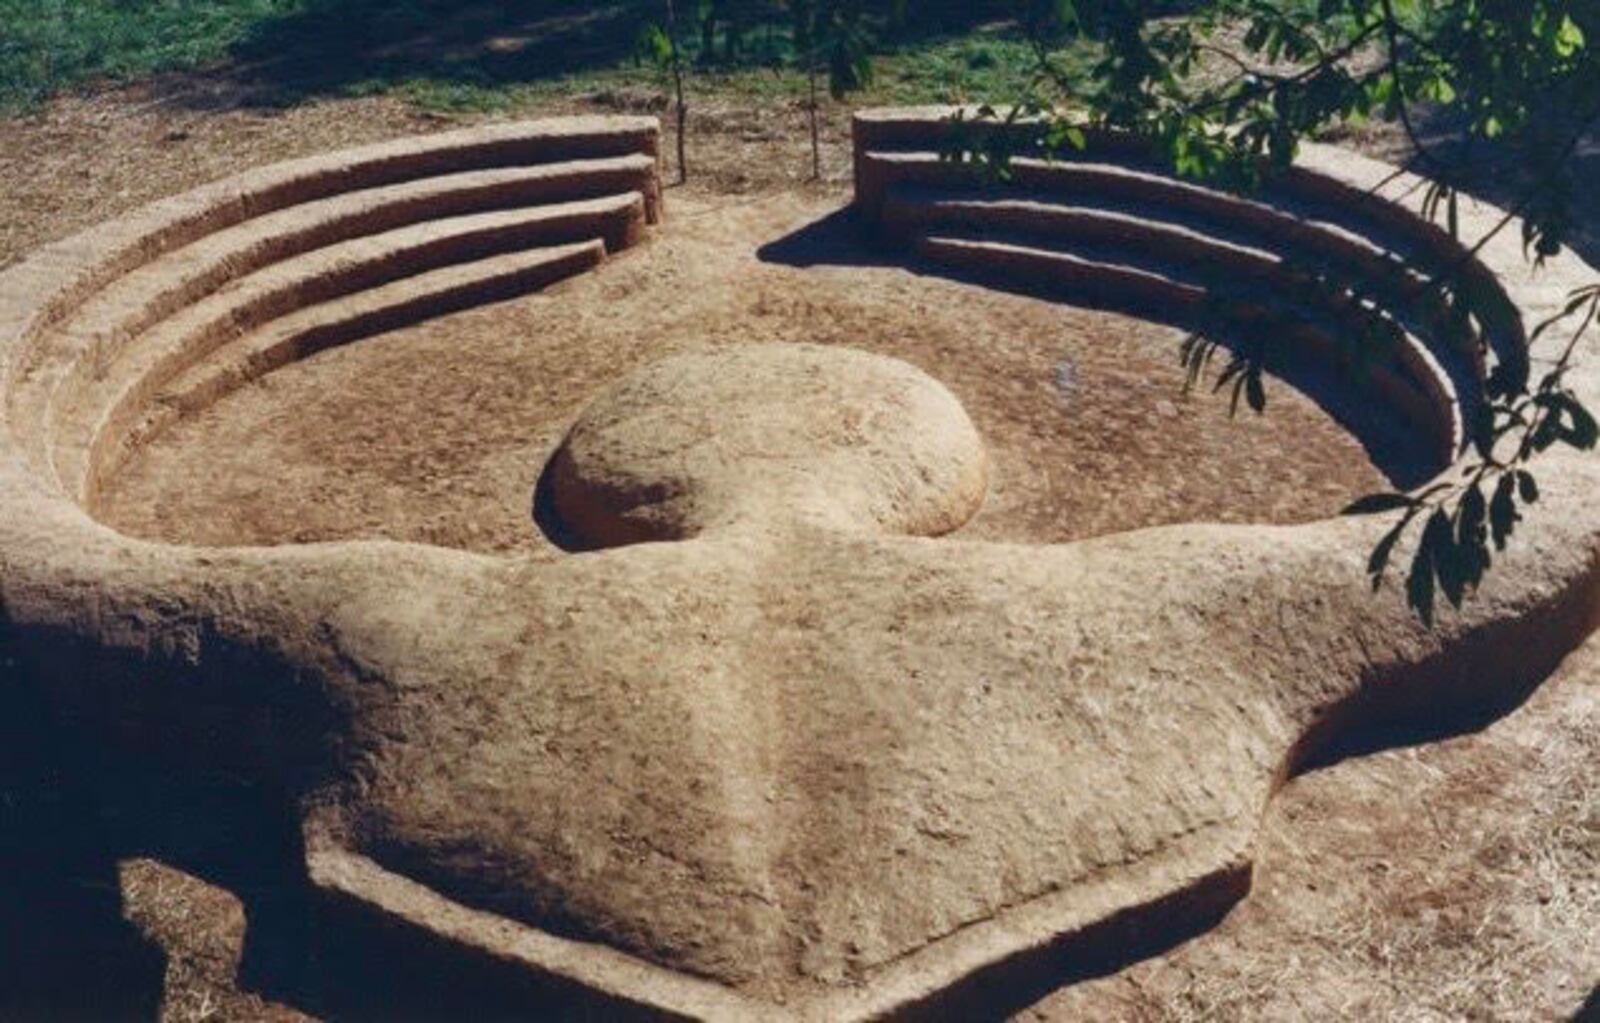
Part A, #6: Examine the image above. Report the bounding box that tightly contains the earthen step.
[882,179,1435,300]
[47,193,645,497]
[862,150,1513,375]
[888,192,1294,288]
[851,107,1155,171]
[11,117,660,348]
[914,218,1441,382]
[863,150,1394,254]
[81,240,608,505]
[916,233,1457,463]
[887,192,1486,439]
[8,158,656,444]
[850,103,1489,276]
[64,155,658,356]
[1277,158,1527,385]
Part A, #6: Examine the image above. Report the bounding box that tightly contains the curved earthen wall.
[0,111,1594,1020]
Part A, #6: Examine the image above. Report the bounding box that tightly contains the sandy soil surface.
[1032,640,1599,1022]
[94,187,1379,555]
[1,84,1595,1022]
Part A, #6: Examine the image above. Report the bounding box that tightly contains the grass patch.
[330,24,1099,117]
[0,0,306,113]
[867,27,1097,106]
[0,1,1095,116]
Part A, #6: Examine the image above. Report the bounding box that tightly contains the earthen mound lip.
[0,112,1596,1020]
[538,343,991,550]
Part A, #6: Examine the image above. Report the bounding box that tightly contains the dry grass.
[0,77,860,276]
[1029,640,1599,1022]
[118,860,310,1023]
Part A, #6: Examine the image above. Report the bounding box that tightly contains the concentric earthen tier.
[0,111,1595,1019]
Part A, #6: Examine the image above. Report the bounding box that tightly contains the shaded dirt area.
[1,86,1595,1022]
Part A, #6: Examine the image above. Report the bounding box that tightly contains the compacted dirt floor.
[96,187,1381,554]
[1,84,1595,1021]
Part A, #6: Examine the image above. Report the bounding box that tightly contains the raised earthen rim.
[0,113,1595,1019]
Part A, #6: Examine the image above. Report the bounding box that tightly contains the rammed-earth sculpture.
[0,112,1595,1019]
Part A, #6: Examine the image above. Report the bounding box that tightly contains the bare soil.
[95,186,1378,555]
[1031,640,1599,1022]
[1,83,1594,1022]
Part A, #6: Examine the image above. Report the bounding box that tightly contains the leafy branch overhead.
[993,0,1600,623]
[1347,284,1599,623]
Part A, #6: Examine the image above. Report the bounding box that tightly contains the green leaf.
[1489,473,1520,551]
[1516,470,1540,504]
[1554,15,1586,59]
[1343,492,1418,515]
[636,24,673,66]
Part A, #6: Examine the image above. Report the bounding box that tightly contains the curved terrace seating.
[853,108,1531,481]
[2,117,661,509]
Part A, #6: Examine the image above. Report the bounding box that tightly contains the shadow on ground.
[0,661,311,1020]
[0,676,166,1021]
[1373,108,1600,268]
[1576,984,1600,1022]
[224,0,644,105]
[0,665,1247,1021]
[0,639,631,1021]
[200,0,1041,109]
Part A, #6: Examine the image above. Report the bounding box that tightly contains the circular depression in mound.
[94,192,1387,553]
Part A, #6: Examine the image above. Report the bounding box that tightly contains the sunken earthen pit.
[0,111,1595,1019]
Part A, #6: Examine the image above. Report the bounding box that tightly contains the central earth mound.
[541,344,989,548]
